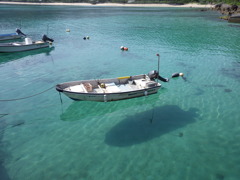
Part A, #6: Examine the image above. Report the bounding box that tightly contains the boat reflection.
[0,46,55,65]
[60,90,167,121]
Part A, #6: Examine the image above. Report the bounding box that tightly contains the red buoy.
[120,46,128,51]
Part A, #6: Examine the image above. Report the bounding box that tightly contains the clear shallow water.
[0,5,240,180]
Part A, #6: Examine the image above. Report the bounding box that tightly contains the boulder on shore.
[214,3,239,14]
[214,3,240,23]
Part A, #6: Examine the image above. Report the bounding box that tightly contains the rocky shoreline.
[0,1,239,23]
[213,3,240,23]
[0,1,214,8]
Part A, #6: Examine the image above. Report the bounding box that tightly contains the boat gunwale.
[0,34,24,41]
[0,33,17,37]
[0,42,51,52]
[56,84,161,95]
[230,16,240,18]
[0,41,49,47]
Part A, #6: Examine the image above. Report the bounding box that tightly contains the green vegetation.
[1,0,240,5]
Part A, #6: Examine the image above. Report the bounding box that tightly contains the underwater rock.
[178,132,184,137]
[215,173,225,180]
[224,88,232,92]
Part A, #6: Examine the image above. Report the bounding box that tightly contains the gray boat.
[0,29,26,41]
[0,35,54,53]
[228,13,240,23]
[56,70,171,102]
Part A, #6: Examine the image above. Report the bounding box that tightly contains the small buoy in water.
[172,72,184,78]
[66,29,70,32]
[83,36,90,40]
[120,46,128,51]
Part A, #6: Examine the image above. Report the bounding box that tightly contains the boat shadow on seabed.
[60,91,164,121]
[104,105,199,147]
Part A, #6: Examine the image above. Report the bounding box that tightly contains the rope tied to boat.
[0,86,55,102]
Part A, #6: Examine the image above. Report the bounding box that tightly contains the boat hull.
[0,42,50,52]
[228,13,240,23]
[0,34,23,41]
[62,86,160,102]
[228,17,240,23]
[56,74,162,102]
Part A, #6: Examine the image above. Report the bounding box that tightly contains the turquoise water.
[0,5,240,180]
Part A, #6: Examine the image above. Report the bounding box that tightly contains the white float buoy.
[120,46,128,51]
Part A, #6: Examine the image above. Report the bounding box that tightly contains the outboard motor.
[16,28,26,36]
[148,70,169,82]
[42,34,54,42]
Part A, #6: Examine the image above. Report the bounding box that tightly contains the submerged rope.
[0,86,55,102]
[0,114,8,119]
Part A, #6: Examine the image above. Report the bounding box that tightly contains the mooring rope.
[0,86,55,102]
[0,114,8,119]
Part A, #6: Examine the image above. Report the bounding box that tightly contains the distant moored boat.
[0,28,26,41]
[228,14,240,23]
[0,35,54,53]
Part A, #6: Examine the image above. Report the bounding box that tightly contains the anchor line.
[0,86,55,102]
[0,114,8,119]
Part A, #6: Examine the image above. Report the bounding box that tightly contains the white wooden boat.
[56,54,184,102]
[56,70,169,102]
[0,35,54,53]
[0,29,26,41]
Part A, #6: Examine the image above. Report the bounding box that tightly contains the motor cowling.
[16,28,26,36]
[148,70,159,80]
[42,34,54,42]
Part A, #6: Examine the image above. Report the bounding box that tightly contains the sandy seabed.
[0,1,214,8]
